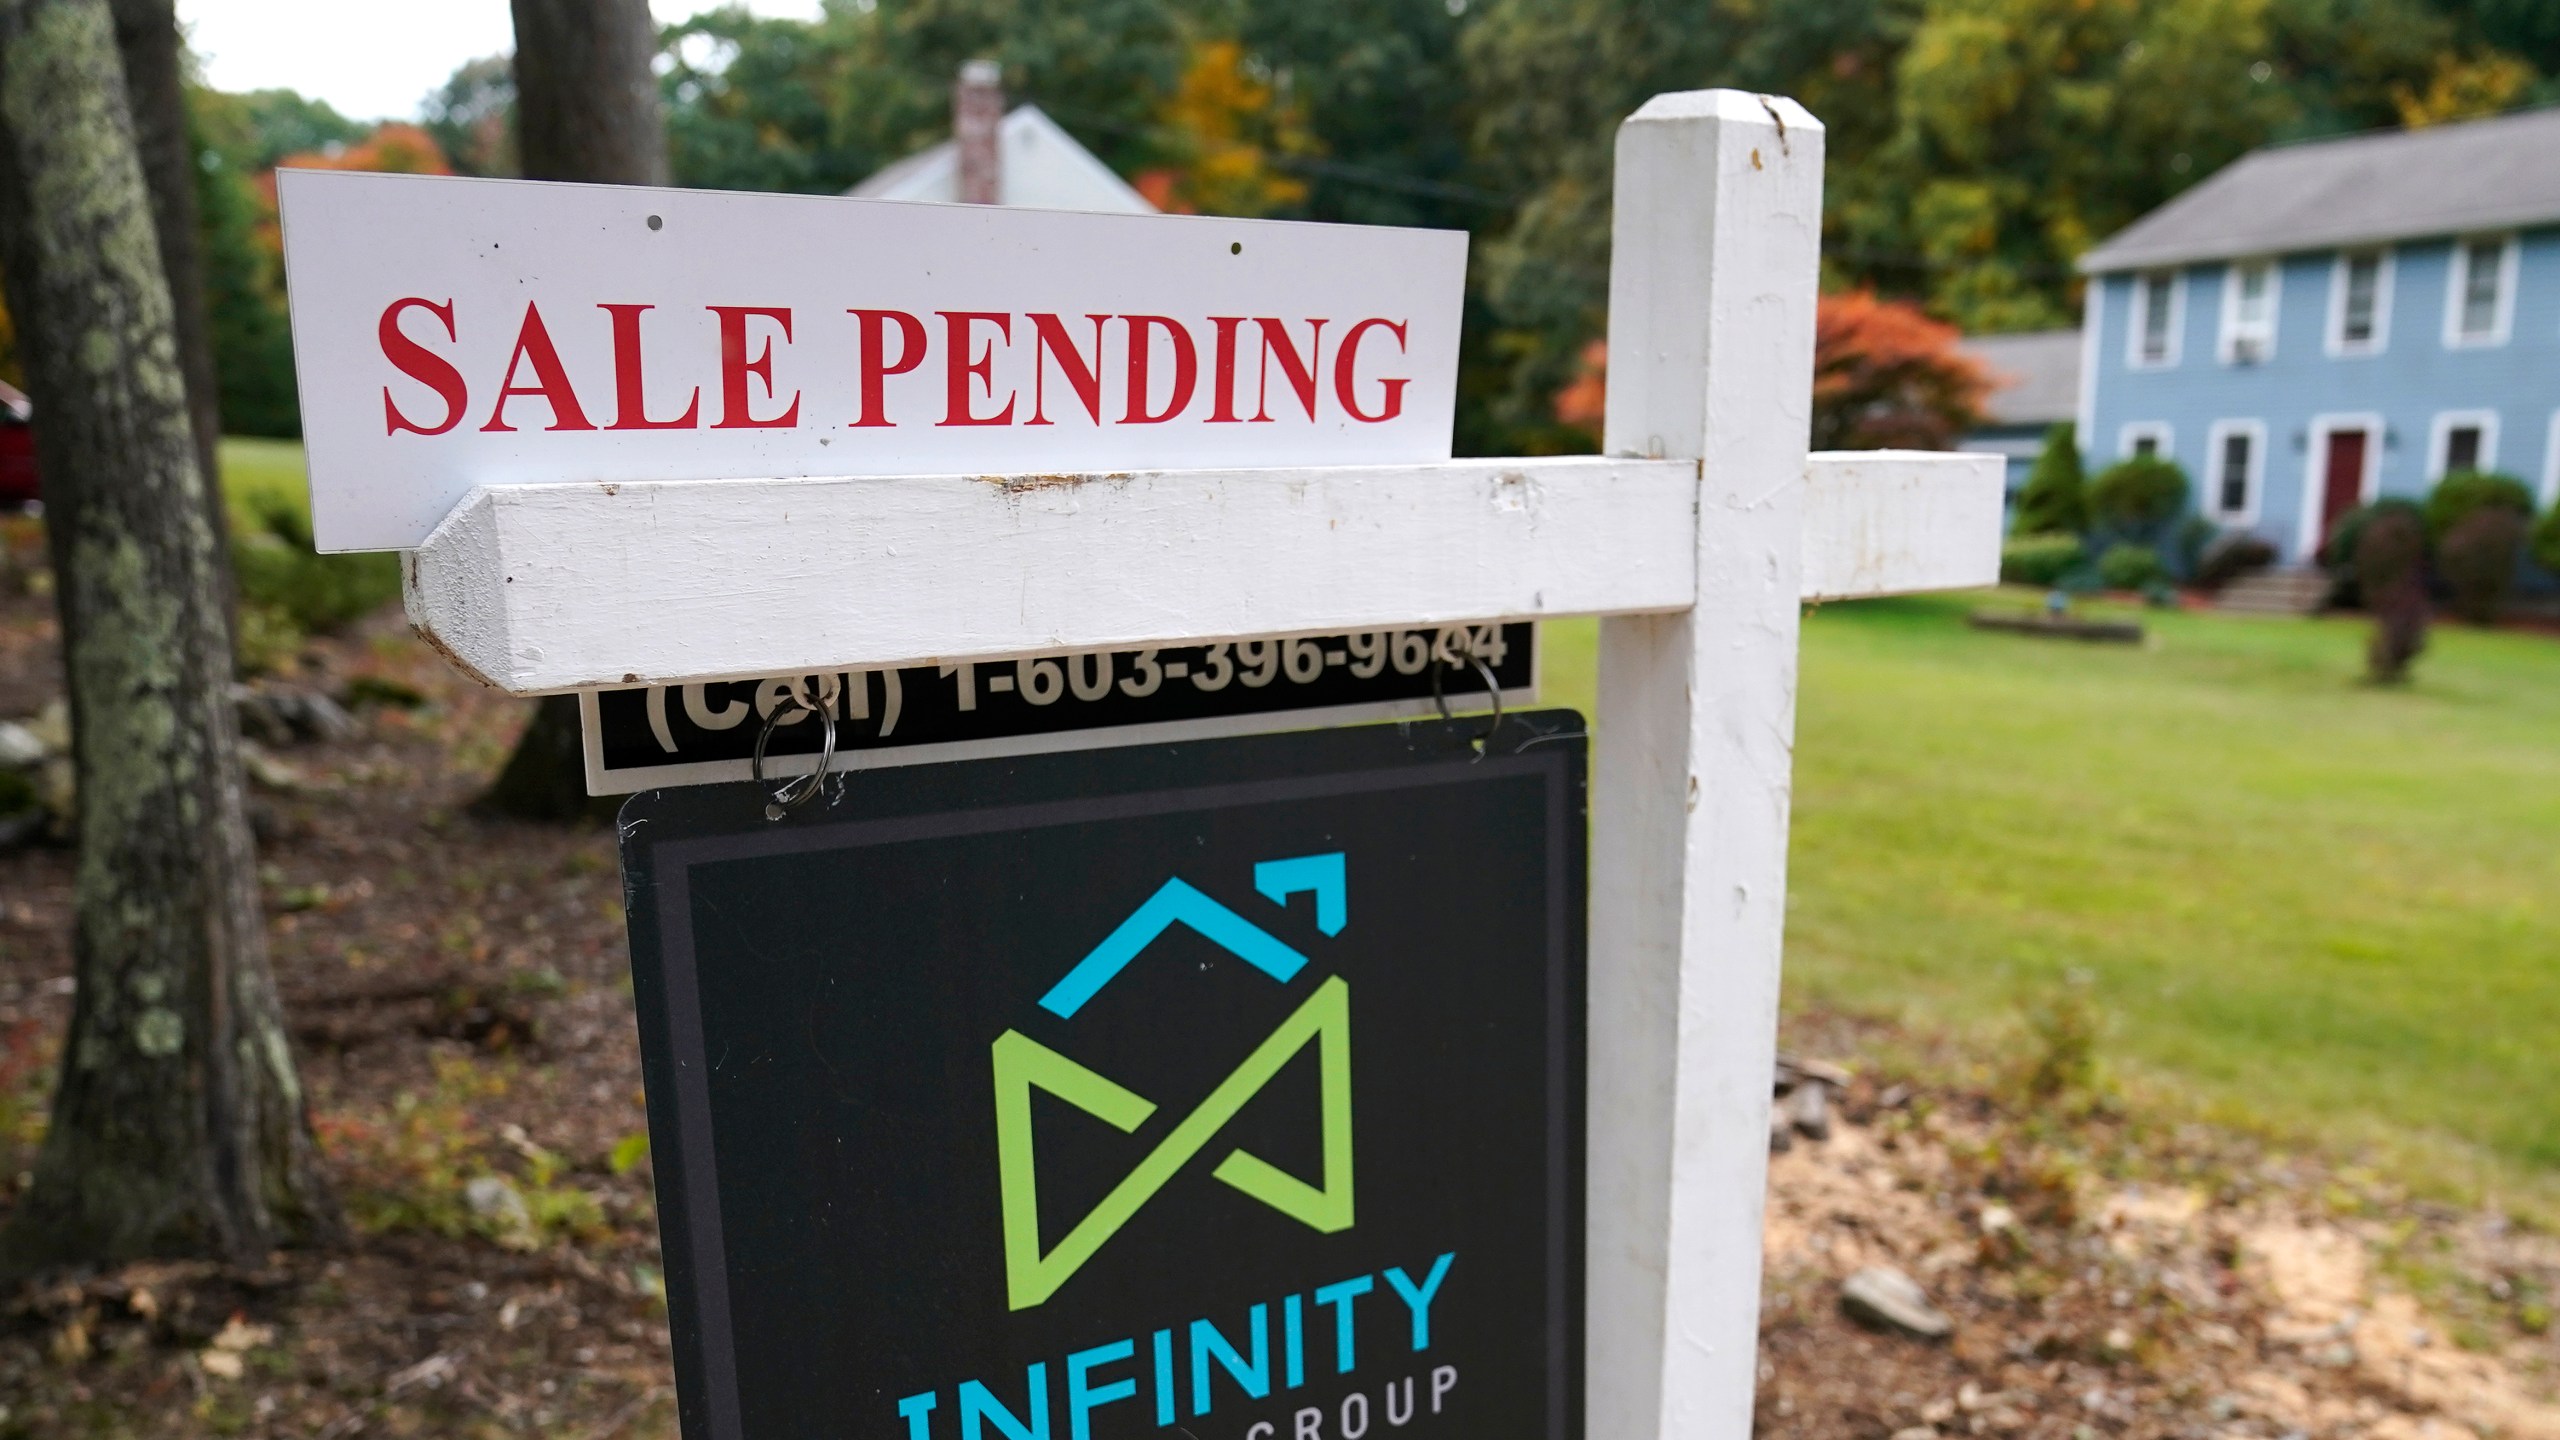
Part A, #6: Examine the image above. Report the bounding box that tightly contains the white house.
[848,61,1155,216]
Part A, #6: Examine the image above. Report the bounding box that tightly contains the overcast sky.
[179,0,826,123]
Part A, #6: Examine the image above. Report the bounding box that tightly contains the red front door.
[2319,429,2368,554]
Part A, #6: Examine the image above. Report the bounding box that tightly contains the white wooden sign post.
[300,90,1999,1440]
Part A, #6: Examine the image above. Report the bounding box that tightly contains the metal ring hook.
[1427,636,1505,760]
[751,673,840,821]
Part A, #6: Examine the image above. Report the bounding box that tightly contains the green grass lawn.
[1540,598,2560,1205]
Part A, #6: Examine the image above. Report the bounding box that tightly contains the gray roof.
[1957,329,2080,428]
[2079,106,2560,273]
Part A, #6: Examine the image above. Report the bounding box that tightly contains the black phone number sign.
[578,623,1536,794]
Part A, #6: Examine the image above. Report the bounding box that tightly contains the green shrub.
[2097,542,2167,591]
[2535,505,2560,575]
[2322,497,2427,588]
[2013,422,2087,535]
[2000,532,2083,587]
[2424,469,2535,540]
[2171,513,2217,579]
[226,470,400,667]
[2438,505,2527,623]
[2195,532,2278,591]
[2089,455,2189,533]
[2358,506,2429,683]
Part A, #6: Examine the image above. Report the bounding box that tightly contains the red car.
[0,379,34,508]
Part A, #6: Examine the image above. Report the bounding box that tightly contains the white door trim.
[2299,411,2385,559]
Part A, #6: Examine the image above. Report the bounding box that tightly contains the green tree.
[2014,422,2088,534]
[423,53,516,177]
[1460,0,1911,448]
[187,85,299,437]
[224,85,365,169]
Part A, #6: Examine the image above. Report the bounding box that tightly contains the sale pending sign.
[276,170,1467,552]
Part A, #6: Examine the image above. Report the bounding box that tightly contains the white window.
[2219,259,2279,363]
[2428,409,2501,480]
[2205,419,2267,523]
[2126,271,2182,368]
[2325,248,2392,355]
[2443,235,2518,347]
[2118,421,2173,462]
[2543,410,2560,511]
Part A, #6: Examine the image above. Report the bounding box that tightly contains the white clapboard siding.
[405,457,1700,694]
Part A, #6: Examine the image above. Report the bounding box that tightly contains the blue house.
[2077,106,2560,564]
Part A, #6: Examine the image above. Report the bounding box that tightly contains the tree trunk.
[0,0,335,1273]
[105,0,236,649]
[510,0,668,187]
[482,0,668,822]
[105,0,218,510]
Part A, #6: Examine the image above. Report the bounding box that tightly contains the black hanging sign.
[618,714,1586,1440]
[579,623,1536,794]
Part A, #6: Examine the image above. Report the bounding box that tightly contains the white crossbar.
[402,451,1997,694]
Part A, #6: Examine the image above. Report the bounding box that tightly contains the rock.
[464,1175,530,1232]
[23,700,68,756]
[1790,1078,1832,1140]
[231,685,294,747]
[233,685,361,746]
[1780,1053,1854,1089]
[0,719,46,769]
[238,741,333,796]
[1841,1265,1953,1340]
[278,689,359,743]
[1891,1428,1938,1440]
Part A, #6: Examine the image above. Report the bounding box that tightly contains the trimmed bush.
[2001,532,2083,587]
[2013,423,2087,536]
[2424,469,2535,541]
[2439,505,2527,623]
[2358,506,2429,683]
[2089,455,2189,534]
[2194,532,2278,591]
[2097,542,2167,591]
[2322,496,2427,597]
[2535,505,2560,576]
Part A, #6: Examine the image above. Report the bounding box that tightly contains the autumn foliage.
[1554,290,1993,450]
[1809,290,1993,450]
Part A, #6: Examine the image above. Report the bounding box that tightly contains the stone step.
[2216,569,2328,615]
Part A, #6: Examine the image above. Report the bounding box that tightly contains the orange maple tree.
[1555,290,1994,451]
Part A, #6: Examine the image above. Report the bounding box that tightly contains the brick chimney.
[954,59,1003,205]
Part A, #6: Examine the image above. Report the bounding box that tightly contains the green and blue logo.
[994,853,1354,1310]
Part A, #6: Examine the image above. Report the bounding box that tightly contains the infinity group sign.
[619,719,1585,1440]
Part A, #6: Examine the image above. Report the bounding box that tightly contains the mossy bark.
[480,0,668,823]
[106,0,230,567]
[0,0,335,1272]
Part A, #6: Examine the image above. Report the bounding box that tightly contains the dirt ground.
[0,590,2555,1439]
